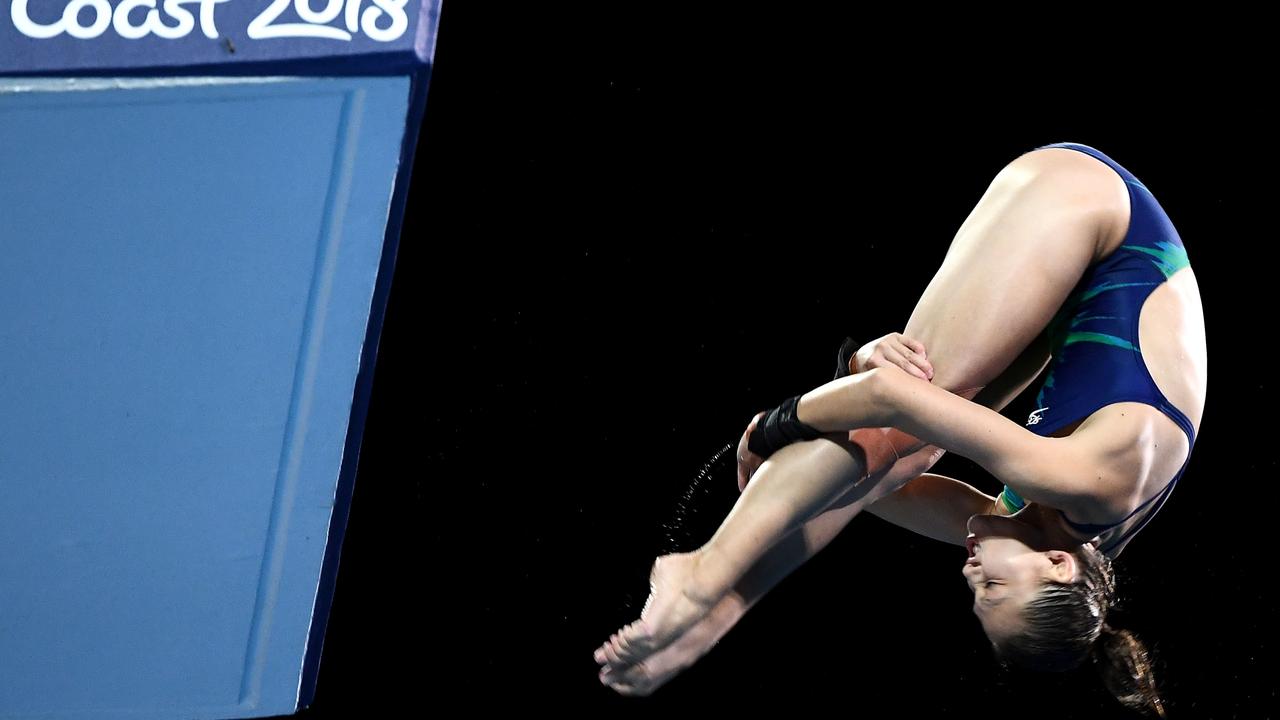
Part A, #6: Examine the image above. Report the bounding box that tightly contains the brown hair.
[990,546,1168,717]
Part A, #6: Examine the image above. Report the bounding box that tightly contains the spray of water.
[660,442,735,554]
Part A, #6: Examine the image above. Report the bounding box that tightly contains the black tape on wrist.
[747,395,822,459]
[834,336,860,380]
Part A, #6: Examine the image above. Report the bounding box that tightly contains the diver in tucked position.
[594,143,1206,717]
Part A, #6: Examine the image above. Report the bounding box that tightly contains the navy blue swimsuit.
[999,142,1197,558]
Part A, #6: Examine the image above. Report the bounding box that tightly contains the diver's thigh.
[901,149,1127,394]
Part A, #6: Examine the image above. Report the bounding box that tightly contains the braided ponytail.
[1092,622,1168,718]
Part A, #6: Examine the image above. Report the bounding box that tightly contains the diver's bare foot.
[598,592,747,696]
[593,551,721,670]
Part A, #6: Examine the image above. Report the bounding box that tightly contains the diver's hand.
[736,411,766,492]
[853,333,934,381]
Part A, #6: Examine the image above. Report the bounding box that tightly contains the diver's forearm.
[792,372,895,433]
[866,473,999,546]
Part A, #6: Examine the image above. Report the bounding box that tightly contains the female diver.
[593,142,1206,717]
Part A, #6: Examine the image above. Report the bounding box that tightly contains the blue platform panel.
[0,76,410,719]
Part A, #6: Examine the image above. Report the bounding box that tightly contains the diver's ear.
[1044,550,1078,583]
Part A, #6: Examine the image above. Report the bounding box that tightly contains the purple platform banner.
[1,0,439,74]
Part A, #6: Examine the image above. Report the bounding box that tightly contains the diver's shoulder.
[1067,405,1180,521]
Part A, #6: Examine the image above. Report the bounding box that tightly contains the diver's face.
[961,513,1078,640]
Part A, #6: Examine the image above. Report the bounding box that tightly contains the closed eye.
[981,583,1008,607]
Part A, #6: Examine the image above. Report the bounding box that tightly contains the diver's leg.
[898,146,1128,395]
[599,328,1057,693]
[675,147,1126,598]
[599,441,944,695]
[596,146,1128,669]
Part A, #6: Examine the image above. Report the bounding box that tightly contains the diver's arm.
[864,473,1001,546]
[795,366,1105,517]
[845,333,1049,544]
[738,456,997,604]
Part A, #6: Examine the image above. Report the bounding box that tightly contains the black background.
[293,7,1272,719]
